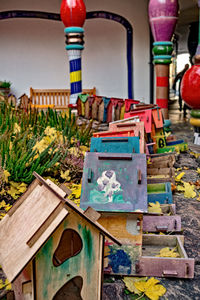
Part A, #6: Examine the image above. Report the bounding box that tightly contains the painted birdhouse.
[8,94,17,107]
[98,97,110,123]
[107,98,124,123]
[18,94,30,111]
[77,94,89,117]
[91,96,103,120]
[124,99,140,112]
[84,96,94,119]
[0,173,120,300]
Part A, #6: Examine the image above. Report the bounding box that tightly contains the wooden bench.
[30,87,96,109]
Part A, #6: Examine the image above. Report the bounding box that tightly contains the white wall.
[0,0,150,102]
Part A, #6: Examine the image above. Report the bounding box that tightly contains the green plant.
[0,81,11,89]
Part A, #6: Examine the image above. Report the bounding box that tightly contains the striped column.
[68,49,82,104]
[153,41,173,119]
[65,27,84,105]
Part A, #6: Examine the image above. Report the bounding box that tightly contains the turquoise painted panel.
[80,152,148,213]
[90,137,140,154]
[147,182,173,204]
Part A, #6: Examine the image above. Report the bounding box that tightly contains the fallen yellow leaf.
[197,168,200,174]
[156,247,180,258]
[148,202,162,214]
[190,152,200,159]
[183,182,196,198]
[3,170,10,183]
[175,172,185,182]
[60,170,71,181]
[134,277,166,300]
[123,277,148,295]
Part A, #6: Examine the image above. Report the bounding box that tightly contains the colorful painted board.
[80,153,148,213]
[152,108,163,128]
[124,109,153,133]
[110,116,140,125]
[143,215,181,233]
[90,137,140,154]
[109,121,145,153]
[147,182,173,204]
[151,125,166,152]
[98,212,143,275]
[157,142,188,153]
[93,129,136,138]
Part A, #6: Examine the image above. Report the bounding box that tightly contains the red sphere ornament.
[60,0,86,27]
[181,63,200,109]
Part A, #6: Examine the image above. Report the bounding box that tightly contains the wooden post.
[149,0,179,119]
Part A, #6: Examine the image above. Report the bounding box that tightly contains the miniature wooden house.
[18,94,30,111]
[84,96,94,119]
[124,99,140,112]
[8,94,17,107]
[77,94,89,117]
[98,97,110,123]
[106,98,123,123]
[91,96,103,120]
[0,173,120,300]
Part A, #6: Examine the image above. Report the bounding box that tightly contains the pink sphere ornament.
[60,0,86,28]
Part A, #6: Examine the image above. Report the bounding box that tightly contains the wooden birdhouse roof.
[0,173,121,283]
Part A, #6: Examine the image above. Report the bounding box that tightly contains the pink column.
[149,0,179,119]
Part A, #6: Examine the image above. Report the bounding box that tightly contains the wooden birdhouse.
[7,94,17,107]
[18,94,30,111]
[84,96,94,119]
[98,97,110,123]
[124,99,140,112]
[91,96,103,120]
[0,173,120,300]
[77,94,89,117]
[106,98,124,123]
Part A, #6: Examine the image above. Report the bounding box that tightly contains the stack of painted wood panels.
[80,117,194,278]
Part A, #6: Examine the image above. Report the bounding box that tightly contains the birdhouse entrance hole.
[53,229,83,267]
[53,276,83,300]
